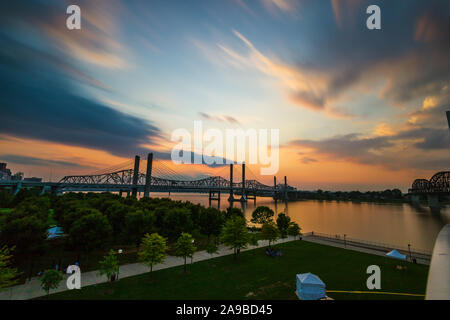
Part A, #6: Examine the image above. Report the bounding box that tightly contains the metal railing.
[302,231,432,259]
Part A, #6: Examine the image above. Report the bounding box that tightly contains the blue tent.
[296,273,326,300]
[47,226,64,239]
[386,249,406,260]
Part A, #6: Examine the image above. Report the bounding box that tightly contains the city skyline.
[1,0,449,192]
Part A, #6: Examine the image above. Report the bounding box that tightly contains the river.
[149,192,450,253]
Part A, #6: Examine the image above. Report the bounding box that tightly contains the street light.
[408,243,412,262]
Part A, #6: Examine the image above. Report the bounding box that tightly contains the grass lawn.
[46,240,429,300]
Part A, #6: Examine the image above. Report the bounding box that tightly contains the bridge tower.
[284,176,288,201]
[144,153,153,198]
[228,163,234,202]
[132,155,140,198]
[273,176,278,201]
[240,162,247,202]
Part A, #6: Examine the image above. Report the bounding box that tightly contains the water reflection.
[150,192,450,252]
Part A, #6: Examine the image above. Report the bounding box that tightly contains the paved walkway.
[302,236,430,265]
[0,236,297,300]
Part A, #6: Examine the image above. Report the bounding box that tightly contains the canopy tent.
[296,273,327,300]
[386,249,406,260]
[47,226,64,239]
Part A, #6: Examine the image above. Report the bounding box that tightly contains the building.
[0,163,12,181]
[0,163,24,181]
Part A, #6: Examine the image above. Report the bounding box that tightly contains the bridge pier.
[144,153,153,198]
[427,194,440,208]
[284,176,287,200]
[411,194,421,203]
[132,155,140,198]
[228,164,235,202]
[273,176,277,201]
[240,163,247,202]
[209,190,221,206]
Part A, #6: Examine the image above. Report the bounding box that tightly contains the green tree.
[287,222,301,239]
[276,213,291,238]
[224,207,244,220]
[175,233,197,273]
[0,190,13,208]
[220,216,250,260]
[251,206,274,225]
[138,233,168,276]
[40,269,63,297]
[198,207,223,239]
[68,210,112,253]
[0,246,20,288]
[104,201,128,242]
[163,208,193,242]
[98,250,120,282]
[206,241,219,256]
[249,233,259,247]
[0,214,49,253]
[123,209,155,246]
[260,221,280,248]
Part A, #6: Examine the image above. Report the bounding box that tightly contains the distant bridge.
[408,171,450,207]
[0,153,295,203]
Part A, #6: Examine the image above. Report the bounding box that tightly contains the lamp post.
[344,234,347,248]
[408,243,412,262]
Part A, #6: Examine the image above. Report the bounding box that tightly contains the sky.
[0,0,449,192]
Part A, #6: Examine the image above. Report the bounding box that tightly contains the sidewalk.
[302,236,430,265]
[0,236,297,300]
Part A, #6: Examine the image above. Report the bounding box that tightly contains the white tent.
[296,273,326,300]
[386,249,406,260]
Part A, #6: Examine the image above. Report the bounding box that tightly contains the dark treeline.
[0,189,244,256]
[297,189,404,202]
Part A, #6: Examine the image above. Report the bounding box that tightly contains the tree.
[206,241,218,256]
[175,233,196,273]
[40,269,63,297]
[104,201,128,242]
[249,233,259,247]
[251,206,274,225]
[123,209,155,246]
[198,207,223,239]
[163,208,193,242]
[0,190,13,208]
[0,246,20,288]
[224,207,244,220]
[68,210,112,253]
[220,216,250,260]
[0,214,49,254]
[98,250,120,282]
[276,213,291,238]
[260,221,280,248]
[287,222,301,239]
[138,233,168,276]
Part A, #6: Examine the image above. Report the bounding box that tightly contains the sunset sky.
[1,0,449,192]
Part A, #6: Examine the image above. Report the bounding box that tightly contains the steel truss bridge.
[1,154,292,202]
[409,171,450,194]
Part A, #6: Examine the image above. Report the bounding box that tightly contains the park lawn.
[46,240,429,300]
